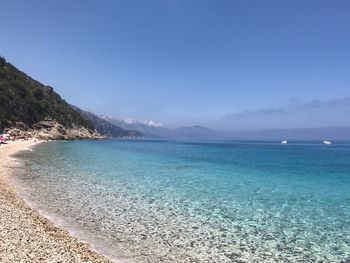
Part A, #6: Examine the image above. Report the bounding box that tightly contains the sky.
[1,0,350,130]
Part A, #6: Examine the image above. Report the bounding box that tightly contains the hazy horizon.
[1,0,349,131]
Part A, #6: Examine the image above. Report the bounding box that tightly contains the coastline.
[0,140,112,263]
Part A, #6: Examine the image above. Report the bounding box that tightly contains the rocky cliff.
[3,119,104,140]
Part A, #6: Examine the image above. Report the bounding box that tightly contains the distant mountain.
[170,125,215,138]
[103,116,216,138]
[0,56,92,130]
[104,116,350,140]
[72,106,142,138]
[102,117,167,137]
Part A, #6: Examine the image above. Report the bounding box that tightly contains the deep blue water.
[13,139,350,262]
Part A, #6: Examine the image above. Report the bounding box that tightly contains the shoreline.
[0,140,113,263]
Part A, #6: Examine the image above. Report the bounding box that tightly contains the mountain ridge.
[71,106,142,138]
[103,116,215,138]
[103,116,350,140]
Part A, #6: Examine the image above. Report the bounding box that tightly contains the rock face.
[32,119,105,140]
[4,119,105,140]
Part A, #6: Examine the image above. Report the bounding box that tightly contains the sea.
[12,139,350,262]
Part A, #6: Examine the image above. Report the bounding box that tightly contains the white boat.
[281,140,288,144]
[323,140,332,145]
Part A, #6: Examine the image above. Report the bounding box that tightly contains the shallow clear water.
[13,139,350,262]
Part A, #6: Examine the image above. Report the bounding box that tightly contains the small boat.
[281,140,288,144]
[323,140,332,145]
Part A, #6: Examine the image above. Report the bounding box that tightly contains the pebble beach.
[0,140,112,263]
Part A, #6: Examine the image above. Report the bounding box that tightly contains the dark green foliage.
[0,56,93,129]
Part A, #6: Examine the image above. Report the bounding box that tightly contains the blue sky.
[1,0,350,130]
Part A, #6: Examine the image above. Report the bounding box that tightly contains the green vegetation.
[0,56,93,129]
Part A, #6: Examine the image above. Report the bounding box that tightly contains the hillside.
[72,106,142,138]
[0,56,141,139]
[0,57,93,131]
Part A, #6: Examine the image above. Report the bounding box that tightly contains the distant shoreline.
[0,140,112,262]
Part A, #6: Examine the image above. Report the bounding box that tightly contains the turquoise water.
[13,139,350,262]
